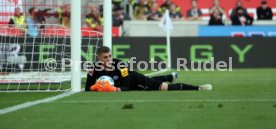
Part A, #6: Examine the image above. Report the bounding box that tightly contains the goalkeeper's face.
[97,51,113,68]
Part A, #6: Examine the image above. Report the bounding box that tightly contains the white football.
[97,76,115,86]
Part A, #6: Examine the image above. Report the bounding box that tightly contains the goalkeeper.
[85,46,212,92]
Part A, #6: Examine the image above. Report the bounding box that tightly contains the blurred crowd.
[8,0,274,34]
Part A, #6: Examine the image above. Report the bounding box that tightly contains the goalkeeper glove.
[91,80,117,92]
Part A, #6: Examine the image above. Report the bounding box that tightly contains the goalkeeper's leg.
[130,72,212,91]
[150,72,177,83]
[160,83,212,91]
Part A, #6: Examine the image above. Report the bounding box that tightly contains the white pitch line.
[0,91,79,115]
[58,99,276,103]
[0,70,169,115]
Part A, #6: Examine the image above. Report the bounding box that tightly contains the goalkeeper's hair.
[97,46,111,56]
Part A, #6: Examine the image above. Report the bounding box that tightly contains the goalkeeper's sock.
[168,83,199,90]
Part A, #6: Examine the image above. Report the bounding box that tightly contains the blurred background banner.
[198,26,276,37]
[2,36,275,70]
[112,37,276,68]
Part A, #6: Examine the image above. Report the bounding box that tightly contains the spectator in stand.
[231,7,253,26]
[128,0,136,7]
[135,7,148,20]
[57,4,71,27]
[56,4,68,24]
[113,6,130,26]
[209,9,224,25]
[56,4,71,28]
[146,0,156,7]
[61,12,70,28]
[210,0,225,16]
[113,0,122,9]
[160,0,180,13]
[257,1,273,20]
[99,4,104,16]
[187,0,202,21]
[133,0,150,19]
[169,3,183,20]
[86,5,103,32]
[130,0,155,6]
[9,7,25,29]
[26,7,39,37]
[147,2,162,21]
[230,0,249,19]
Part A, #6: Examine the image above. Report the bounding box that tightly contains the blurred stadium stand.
[0,0,275,37]
[155,0,276,20]
[0,0,102,24]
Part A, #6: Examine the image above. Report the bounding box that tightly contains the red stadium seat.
[112,27,121,37]
[0,27,23,36]
[81,27,103,37]
[232,32,245,37]
[42,27,70,37]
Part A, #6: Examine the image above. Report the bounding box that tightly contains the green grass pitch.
[0,69,276,129]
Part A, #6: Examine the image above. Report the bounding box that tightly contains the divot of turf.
[198,104,204,108]
[218,103,223,108]
[122,103,134,109]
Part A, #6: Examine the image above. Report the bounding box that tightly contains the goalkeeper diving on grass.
[85,46,212,92]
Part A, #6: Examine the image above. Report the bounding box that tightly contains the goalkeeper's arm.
[85,69,96,91]
[117,67,131,91]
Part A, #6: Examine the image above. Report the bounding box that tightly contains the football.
[97,76,115,86]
